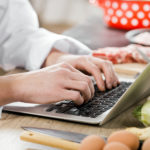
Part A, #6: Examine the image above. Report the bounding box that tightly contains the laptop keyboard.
[46,82,131,118]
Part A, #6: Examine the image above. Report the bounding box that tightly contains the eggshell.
[79,135,106,150]
[142,138,150,150]
[107,130,139,150]
[103,142,130,150]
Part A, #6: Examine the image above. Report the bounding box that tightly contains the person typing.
[0,0,119,117]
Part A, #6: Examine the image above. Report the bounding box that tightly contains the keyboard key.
[46,82,131,118]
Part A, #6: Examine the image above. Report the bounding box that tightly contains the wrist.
[42,48,68,67]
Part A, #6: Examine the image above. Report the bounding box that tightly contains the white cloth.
[0,0,91,71]
[0,0,92,116]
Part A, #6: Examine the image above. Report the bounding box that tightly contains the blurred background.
[30,0,102,33]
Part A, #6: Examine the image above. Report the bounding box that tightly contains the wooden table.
[0,16,146,150]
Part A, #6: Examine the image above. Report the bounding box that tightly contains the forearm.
[42,48,68,67]
[0,75,18,106]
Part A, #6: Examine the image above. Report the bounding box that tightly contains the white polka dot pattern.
[143,4,150,11]
[112,2,118,9]
[121,3,128,10]
[112,16,118,23]
[137,11,145,19]
[143,19,149,27]
[102,0,150,29]
[126,11,133,18]
[132,4,139,11]
[121,18,127,25]
[105,1,111,7]
[116,10,123,17]
[108,8,114,15]
[131,19,139,26]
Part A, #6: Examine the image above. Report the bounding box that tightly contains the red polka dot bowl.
[89,0,150,30]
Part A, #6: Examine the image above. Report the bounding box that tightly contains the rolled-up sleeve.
[0,0,91,71]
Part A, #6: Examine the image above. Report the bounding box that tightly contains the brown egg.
[103,142,131,150]
[142,138,150,150]
[107,130,139,150]
[79,135,106,150]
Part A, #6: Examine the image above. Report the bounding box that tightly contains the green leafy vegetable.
[133,98,150,126]
[133,105,143,122]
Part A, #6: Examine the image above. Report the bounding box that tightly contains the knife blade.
[22,126,90,143]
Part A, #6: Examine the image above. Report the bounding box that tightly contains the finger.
[62,90,84,105]
[69,72,95,97]
[61,63,94,97]
[76,62,105,91]
[60,63,81,73]
[64,80,92,102]
[99,61,119,89]
[92,57,119,89]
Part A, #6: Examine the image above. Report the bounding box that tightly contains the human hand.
[12,63,94,105]
[44,49,119,91]
[58,55,120,91]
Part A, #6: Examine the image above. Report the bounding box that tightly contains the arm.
[0,0,91,71]
[0,63,94,106]
[0,76,17,106]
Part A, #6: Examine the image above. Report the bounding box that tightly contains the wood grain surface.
[114,63,146,76]
[0,99,145,150]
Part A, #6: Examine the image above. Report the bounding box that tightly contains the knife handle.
[20,131,80,150]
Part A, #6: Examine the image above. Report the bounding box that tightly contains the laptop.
[3,64,150,125]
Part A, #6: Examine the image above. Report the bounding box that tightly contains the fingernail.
[101,85,106,91]
[107,84,112,89]
[113,81,117,87]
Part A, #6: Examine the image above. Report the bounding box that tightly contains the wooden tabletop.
[0,91,144,150]
[0,16,146,150]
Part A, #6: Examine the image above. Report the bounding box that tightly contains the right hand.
[12,63,94,105]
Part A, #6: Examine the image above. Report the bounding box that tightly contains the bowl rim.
[125,28,150,46]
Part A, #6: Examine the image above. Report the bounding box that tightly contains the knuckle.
[59,68,69,75]
[73,92,81,100]
[61,62,70,68]
[80,56,88,63]
[86,76,92,84]
[93,66,100,73]
[81,82,88,91]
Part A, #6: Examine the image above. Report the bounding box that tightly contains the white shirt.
[0,0,91,116]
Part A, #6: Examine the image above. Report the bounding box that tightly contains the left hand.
[43,49,119,91]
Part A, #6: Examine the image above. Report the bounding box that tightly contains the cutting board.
[114,63,147,76]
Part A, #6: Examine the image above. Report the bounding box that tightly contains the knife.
[22,126,89,143]
[21,127,106,150]
[21,127,84,150]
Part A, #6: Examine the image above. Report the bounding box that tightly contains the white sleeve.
[0,0,91,71]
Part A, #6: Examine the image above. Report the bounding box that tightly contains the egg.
[79,135,106,150]
[107,130,139,150]
[103,142,131,150]
[142,138,150,150]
